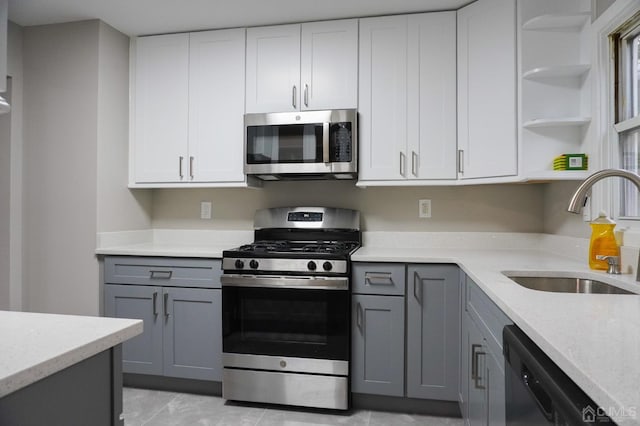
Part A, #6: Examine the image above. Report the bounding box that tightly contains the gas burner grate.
[301,241,359,254]
[239,240,291,252]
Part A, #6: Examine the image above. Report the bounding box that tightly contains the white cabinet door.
[245,24,301,113]
[300,19,358,110]
[188,29,245,183]
[358,16,408,181]
[457,0,517,179]
[133,34,189,183]
[407,13,457,180]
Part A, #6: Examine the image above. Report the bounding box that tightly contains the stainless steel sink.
[506,275,635,295]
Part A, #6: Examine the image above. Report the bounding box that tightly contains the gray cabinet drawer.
[352,263,405,295]
[465,276,511,359]
[104,256,221,288]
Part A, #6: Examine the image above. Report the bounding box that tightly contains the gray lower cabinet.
[351,293,405,396]
[105,284,163,375]
[351,262,460,402]
[460,274,511,426]
[406,265,460,400]
[104,256,222,382]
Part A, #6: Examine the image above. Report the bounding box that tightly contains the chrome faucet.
[567,168,640,276]
[567,168,640,214]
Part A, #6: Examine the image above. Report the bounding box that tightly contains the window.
[613,12,640,218]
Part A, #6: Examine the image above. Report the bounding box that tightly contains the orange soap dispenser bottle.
[589,211,619,270]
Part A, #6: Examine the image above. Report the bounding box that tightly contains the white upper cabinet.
[245,24,301,113]
[131,29,246,186]
[300,20,358,110]
[358,15,407,181]
[358,13,456,183]
[457,0,518,180]
[188,29,245,183]
[246,19,358,113]
[133,34,189,183]
[407,13,457,180]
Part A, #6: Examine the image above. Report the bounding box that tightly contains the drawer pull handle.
[150,270,172,279]
[365,272,393,286]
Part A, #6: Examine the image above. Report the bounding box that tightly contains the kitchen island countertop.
[0,311,142,398]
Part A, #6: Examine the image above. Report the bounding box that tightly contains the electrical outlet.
[419,199,431,218]
[200,201,212,220]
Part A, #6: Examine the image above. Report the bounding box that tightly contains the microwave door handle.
[322,122,330,163]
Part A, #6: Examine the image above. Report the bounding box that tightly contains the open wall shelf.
[523,64,590,80]
[522,13,590,32]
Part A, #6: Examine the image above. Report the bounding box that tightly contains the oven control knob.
[323,261,333,271]
[249,260,259,269]
[234,259,244,269]
[307,261,317,271]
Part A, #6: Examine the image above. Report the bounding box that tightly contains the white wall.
[23,21,101,314]
[96,21,151,233]
[152,182,545,233]
[0,81,10,309]
[21,20,150,315]
[1,22,24,311]
[542,181,591,238]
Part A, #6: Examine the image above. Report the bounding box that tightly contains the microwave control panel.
[330,123,352,162]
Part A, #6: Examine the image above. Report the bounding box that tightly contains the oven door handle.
[221,274,349,290]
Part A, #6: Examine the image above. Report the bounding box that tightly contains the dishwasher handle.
[521,366,554,421]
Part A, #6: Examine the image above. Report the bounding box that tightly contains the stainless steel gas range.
[220,207,361,410]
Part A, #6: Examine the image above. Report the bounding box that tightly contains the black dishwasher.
[503,325,615,425]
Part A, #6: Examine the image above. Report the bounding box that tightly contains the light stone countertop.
[95,230,640,425]
[0,311,143,398]
[353,246,640,426]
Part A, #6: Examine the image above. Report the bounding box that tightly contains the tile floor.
[123,387,464,426]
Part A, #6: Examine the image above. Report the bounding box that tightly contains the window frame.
[591,0,640,227]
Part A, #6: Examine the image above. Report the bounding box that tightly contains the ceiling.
[8,0,474,37]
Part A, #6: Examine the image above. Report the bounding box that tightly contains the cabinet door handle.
[189,156,194,179]
[179,156,184,179]
[413,271,422,304]
[411,151,418,177]
[471,343,481,380]
[474,351,486,390]
[356,302,364,334]
[400,152,406,177]
[365,272,393,286]
[292,85,297,109]
[163,292,170,318]
[304,84,309,107]
[458,149,464,174]
[152,291,158,316]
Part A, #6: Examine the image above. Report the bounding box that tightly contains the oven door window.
[246,124,323,164]
[222,286,349,361]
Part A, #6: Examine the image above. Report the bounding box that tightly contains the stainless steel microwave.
[244,109,357,180]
